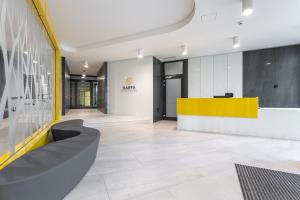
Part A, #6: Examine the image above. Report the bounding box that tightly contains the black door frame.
[162,59,188,120]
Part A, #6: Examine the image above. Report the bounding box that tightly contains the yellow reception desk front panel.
[177,98,258,118]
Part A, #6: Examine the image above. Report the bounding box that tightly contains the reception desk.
[177,98,258,118]
[177,98,300,140]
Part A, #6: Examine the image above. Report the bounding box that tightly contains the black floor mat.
[235,164,300,200]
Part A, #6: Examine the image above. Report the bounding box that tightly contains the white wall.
[108,57,153,120]
[188,52,243,98]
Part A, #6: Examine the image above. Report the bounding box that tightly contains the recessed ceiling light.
[24,51,29,54]
[201,13,217,22]
[242,0,253,16]
[266,62,271,65]
[233,36,240,48]
[242,8,253,16]
[33,60,38,64]
[137,49,143,59]
[181,45,188,56]
[84,60,88,68]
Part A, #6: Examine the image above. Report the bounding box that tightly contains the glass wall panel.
[69,79,99,109]
[70,81,76,108]
[92,82,98,107]
[0,0,55,158]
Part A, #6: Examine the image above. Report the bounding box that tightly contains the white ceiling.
[46,0,300,75]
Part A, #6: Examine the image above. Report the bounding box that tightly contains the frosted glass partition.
[0,0,55,157]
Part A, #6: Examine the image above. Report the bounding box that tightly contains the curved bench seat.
[0,119,100,200]
[51,119,84,141]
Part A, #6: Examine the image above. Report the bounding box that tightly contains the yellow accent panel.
[177,98,258,118]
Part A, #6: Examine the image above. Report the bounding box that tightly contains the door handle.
[11,106,16,112]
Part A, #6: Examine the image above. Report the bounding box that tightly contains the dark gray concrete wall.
[153,57,164,122]
[243,44,300,108]
[61,57,71,115]
[97,62,108,114]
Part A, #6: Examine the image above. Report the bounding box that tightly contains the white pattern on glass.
[0,0,54,157]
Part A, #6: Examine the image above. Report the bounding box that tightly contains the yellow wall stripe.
[177,98,258,118]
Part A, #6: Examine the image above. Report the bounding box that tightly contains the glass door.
[70,79,99,109]
[165,78,182,118]
[163,61,184,120]
[79,82,91,107]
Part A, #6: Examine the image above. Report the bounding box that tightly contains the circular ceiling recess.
[46,0,195,51]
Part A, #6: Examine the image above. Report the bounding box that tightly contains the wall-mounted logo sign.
[122,77,137,92]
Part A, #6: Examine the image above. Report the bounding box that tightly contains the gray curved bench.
[0,119,100,200]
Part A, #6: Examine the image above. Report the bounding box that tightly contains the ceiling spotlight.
[137,49,143,59]
[84,60,88,68]
[181,45,188,56]
[33,60,38,64]
[242,0,253,16]
[233,36,240,48]
[24,51,28,55]
[82,70,86,78]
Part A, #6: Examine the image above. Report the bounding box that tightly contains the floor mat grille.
[235,164,300,200]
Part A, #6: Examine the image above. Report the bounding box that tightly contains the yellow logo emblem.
[122,77,136,91]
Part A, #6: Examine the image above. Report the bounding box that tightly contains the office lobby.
[1,0,300,200]
[60,109,300,200]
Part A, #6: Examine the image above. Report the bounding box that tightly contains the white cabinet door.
[213,54,228,96]
[200,56,214,97]
[228,52,243,97]
[188,58,201,97]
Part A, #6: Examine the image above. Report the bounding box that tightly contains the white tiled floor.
[63,110,300,200]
